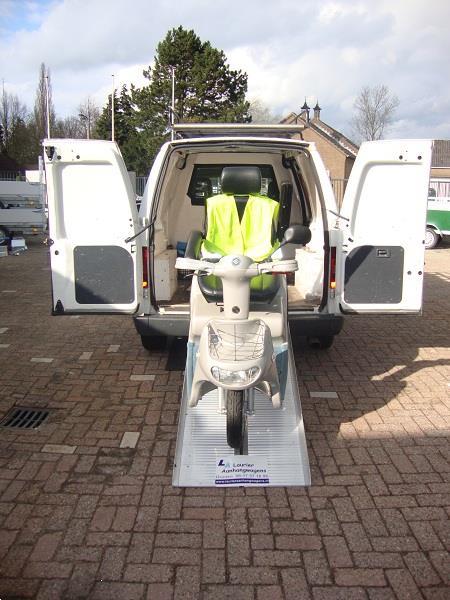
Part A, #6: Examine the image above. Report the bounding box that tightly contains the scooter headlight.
[210,366,260,385]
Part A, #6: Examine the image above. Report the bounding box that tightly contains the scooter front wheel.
[226,390,245,453]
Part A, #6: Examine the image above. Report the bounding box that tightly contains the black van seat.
[193,166,281,303]
[199,272,280,303]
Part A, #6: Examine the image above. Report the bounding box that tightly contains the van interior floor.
[157,281,320,313]
[287,286,321,309]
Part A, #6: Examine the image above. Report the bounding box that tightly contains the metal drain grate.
[0,407,49,429]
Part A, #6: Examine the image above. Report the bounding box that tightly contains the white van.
[43,125,432,350]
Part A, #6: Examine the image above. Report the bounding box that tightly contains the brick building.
[431,139,450,178]
[281,102,359,180]
[282,106,449,205]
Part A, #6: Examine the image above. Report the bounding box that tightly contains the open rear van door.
[44,139,141,314]
[338,139,432,313]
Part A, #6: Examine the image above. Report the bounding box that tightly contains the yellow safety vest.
[202,193,280,262]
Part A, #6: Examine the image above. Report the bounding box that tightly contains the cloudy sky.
[1,0,449,140]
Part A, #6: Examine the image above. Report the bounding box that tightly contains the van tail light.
[142,247,149,288]
[329,247,337,290]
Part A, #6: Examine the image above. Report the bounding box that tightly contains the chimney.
[301,99,310,123]
[313,101,321,120]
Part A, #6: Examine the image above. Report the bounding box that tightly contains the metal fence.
[0,171,24,181]
[330,178,348,208]
[136,176,147,196]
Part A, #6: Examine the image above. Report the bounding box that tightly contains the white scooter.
[175,225,311,454]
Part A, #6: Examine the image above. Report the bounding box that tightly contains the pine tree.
[94,85,147,173]
[134,26,250,167]
[94,27,250,173]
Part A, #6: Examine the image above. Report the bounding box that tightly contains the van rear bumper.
[288,313,344,337]
[133,313,344,339]
[134,314,190,337]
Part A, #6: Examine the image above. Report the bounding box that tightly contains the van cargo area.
[140,140,330,327]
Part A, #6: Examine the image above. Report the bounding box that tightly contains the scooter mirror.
[282,224,312,246]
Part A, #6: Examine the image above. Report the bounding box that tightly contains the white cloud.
[318,1,367,24]
[0,0,449,139]
[341,47,362,66]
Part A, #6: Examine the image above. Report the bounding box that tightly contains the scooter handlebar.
[175,257,214,273]
[258,259,298,274]
[176,256,298,276]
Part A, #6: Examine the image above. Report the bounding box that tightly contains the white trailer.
[0,180,46,238]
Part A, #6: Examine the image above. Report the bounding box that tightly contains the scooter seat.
[198,272,280,304]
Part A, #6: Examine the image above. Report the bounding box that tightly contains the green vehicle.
[426,178,450,248]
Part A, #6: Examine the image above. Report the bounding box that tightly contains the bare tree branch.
[351,84,399,142]
[0,88,28,150]
[248,98,281,124]
[78,97,100,139]
[54,115,84,138]
[33,63,56,140]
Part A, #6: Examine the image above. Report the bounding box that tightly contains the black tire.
[227,390,245,452]
[140,335,167,351]
[425,227,440,250]
[307,335,334,350]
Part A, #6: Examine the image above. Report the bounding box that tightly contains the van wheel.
[307,335,334,350]
[140,335,167,351]
[227,390,246,453]
[425,227,440,249]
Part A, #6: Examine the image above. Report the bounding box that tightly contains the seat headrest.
[221,166,261,196]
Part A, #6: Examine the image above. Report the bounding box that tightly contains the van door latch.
[377,248,390,258]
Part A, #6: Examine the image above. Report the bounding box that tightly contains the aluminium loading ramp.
[172,339,311,487]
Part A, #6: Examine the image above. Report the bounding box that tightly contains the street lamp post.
[45,74,51,137]
[170,66,176,141]
[111,74,115,142]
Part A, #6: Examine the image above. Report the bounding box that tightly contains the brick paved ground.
[0,238,449,600]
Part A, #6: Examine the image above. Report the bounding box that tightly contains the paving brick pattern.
[0,238,449,599]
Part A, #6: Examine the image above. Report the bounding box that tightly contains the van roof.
[172,123,307,139]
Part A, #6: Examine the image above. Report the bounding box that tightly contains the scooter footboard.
[172,333,311,487]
